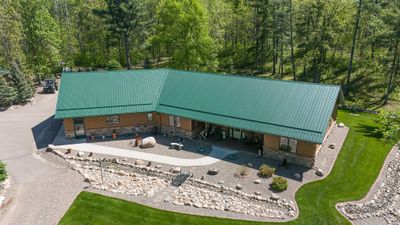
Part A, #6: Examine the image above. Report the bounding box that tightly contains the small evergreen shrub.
[0,161,7,182]
[258,164,275,178]
[235,165,250,177]
[270,176,288,192]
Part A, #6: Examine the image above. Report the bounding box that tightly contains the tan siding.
[180,117,192,130]
[84,113,151,129]
[263,134,280,150]
[160,114,169,126]
[64,118,74,131]
[296,141,318,158]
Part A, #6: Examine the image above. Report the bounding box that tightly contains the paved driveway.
[0,92,84,225]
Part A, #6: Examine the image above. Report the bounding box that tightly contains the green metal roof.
[56,69,341,143]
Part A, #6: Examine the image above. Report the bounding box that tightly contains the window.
[106,115,119,125]
[280,137,297,153]
[147,113,153,122]
[168,115,181,127]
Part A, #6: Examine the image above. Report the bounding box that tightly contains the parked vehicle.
[43,79,58,93]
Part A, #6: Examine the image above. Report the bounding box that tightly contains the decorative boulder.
[218,180,224,185]
[155,164,162,169]
[329,143,336,149]
[270,193,281,200]
[77,151,84,157]
[254,179,261,184]
[316,168,324,177]
[254,191,261,196]
[84,176,96,184]
[235,184,243,190]
[294,173,301,179]
[247,163,253,168]
[338,123,345,128]
[135,160,145,165]
[140,137,156,148]
[207,168,219,175]
[172,167,181,173]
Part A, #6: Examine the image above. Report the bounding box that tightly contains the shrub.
[0,161,7,182]
[235,165,250,177]
[106,59,122,70]
[258,164,275,178]
[270,176,288,192]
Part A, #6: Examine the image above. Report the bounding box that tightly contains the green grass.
[59,110,392,225]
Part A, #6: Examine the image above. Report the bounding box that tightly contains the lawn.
[59,110,392,225]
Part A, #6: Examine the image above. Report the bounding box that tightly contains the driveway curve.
[0,92,84,225]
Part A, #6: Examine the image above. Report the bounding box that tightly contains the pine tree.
[0,77,17,108]
[9,61,34,103]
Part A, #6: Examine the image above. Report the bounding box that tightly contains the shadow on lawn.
[354,124,382,139]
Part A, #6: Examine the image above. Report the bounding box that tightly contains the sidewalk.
[54,143,236,167]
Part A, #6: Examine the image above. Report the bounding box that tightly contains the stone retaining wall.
[263,149,315,168]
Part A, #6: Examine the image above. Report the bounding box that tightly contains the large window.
[280,137,297,153]
[168,115,181,127]
[106,115,119,125]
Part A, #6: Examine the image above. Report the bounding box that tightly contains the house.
[55,69,343,167]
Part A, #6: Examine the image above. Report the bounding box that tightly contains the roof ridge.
[62,68,341,88]
[165,68,341,88]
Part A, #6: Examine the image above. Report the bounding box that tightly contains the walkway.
[54,143,236,167]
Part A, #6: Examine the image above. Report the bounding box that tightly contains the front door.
[73,118,85,138]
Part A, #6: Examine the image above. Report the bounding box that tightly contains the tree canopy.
[0,0,400,109]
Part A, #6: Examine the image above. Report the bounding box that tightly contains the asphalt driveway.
[0,91,84,225]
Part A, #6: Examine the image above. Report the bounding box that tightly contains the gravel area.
[51,124,348,222]
[337,146,400,225]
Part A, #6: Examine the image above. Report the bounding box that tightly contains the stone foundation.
[160,125,193,139]
[65,130,75,139]
[87,124,157,137]
[263,149,315,168]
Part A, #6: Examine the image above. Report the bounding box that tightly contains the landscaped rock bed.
[165,179,296,218]
[51,149,297,219]
[338,149,400,224]
[52,149,173,197]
